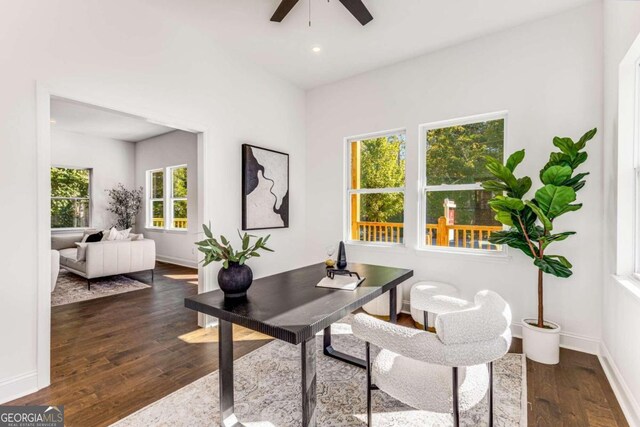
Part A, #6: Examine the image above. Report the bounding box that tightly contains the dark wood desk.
[185,262,413,427]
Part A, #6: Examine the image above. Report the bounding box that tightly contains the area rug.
[51,269,151,306]
[112,317,526,426]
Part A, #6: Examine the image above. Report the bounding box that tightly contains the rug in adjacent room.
[112,317,526,426]
[51,269,151,306]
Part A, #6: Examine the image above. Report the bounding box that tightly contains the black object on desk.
[185,262,413,427]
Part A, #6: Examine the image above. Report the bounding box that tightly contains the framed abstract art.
[242,144,289,230]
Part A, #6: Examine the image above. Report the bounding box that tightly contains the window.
[419,113,506,253]
[169,166,188,230]
[346,131,406,244]
[146,165,188,230]
[51,167,91,229]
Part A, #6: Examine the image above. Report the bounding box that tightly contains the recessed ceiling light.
[312,46,321,53]
[50,119,57,124]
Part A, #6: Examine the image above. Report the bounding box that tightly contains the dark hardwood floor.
[9,262,627,426]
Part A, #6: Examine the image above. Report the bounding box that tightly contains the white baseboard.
[599,343,640,427]
[0,370,38,404]
[156,255,198,269]
[510,323,600,355]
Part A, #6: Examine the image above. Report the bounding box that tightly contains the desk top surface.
[185,262,413,344]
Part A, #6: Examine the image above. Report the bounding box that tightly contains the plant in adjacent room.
[105,184,143,229]
[482,128,596,329]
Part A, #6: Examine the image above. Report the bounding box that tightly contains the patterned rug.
[112,318,526,426]
[51,269,151,306]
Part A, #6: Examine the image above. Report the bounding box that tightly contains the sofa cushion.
[59,248,87,274]
[84,231,103,243]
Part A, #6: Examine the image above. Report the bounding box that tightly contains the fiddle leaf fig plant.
[195,223,274,269]
[482,128,596,328]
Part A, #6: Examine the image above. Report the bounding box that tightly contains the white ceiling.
[50,98,176,142]
[196,0,595,89]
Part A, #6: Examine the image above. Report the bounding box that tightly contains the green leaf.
[513,177,532,198]
[546,254,573,268]
[576,128,597,150]
[220,235,229,246]
[539,231,575,249]
[505,150,525,172]
[557,203,582,216]
[239,256,247,265]
[202,223,213,239]
[534,256,573,278]
[541,165,572,186]
[553,137,578,157]
[481,180,508,192]
[242,234,249,250]
[488,230,536,258]
[494,211,513,226]
[571,151,588,169]
[524,201,553,231]
[489,196,525,212]
[534,185,576,219]
[485,157,518,189]
[223,260,229,269]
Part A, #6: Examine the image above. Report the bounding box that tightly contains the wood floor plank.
[7,263,628,427]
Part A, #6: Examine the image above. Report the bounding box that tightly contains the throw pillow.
[75,242,88,262]
[130,233,144,241]
[107,227,132,241]
[85,231,103,243]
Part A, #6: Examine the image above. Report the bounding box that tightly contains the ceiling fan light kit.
[270,0,373,26]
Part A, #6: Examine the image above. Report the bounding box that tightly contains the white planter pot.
[521,318,561,365]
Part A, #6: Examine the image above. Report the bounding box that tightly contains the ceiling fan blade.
[270,0,301,22]
[338,0,373,26]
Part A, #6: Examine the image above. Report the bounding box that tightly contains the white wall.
[51,129,136,230]
[135,130,198,267]
[0,0,308,403]
[602,1,640,424]
[306,4,603,351]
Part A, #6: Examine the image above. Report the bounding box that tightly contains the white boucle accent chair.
[410,281,463,329]
[352,290,512,427]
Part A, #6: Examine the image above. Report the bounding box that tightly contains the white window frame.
[146,168,165,230]
[167,164,188,231]
[417,111,508,255]
[344,128,407,247]
[51,166,93,230]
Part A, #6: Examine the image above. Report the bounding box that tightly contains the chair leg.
[423,311,429,331]
[488,361,494,427]
[151,269,154,282]
[366,341,372,427]
[452,367,460,427]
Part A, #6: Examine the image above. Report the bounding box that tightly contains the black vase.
[218,262,253,298]
[337,241,347,269]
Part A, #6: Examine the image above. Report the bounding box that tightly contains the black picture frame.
[242,144,290,230]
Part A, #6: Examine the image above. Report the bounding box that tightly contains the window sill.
[345,241,408,252]
[414,246,511,263]
[144,227,188,234]
[51,227,93,234]
[611,274,640,301]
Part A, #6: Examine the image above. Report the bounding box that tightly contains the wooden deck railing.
[152,218,187,229]
[354,216,502,249]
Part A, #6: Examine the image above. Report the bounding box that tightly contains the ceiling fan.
[270,0,373,26]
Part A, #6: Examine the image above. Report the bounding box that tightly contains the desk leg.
[219,319,237,427]
[323,325,366,369]
[301,336,317,427]
[389,287,398,324]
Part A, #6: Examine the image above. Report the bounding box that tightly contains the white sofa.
[52,232,156,289]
